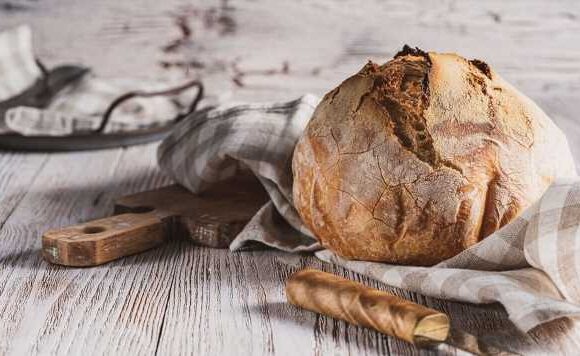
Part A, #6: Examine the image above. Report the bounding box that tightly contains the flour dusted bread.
[292,46,576,265]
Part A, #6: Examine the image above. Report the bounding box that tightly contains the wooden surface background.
[1,0,580,355]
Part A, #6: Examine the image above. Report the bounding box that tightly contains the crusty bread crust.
[292,47,576,266]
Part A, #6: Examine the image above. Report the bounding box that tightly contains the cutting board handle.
[42,212,166,267]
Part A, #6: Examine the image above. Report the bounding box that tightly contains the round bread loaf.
[292,46,576,266]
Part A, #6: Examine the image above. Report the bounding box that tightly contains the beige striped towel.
[158,95,580,332]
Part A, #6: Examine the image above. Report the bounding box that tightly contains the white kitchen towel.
[158,95,580,332]
[0,25,188,135]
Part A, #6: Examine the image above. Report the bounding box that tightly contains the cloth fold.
[158,96,320,252]
[158,95,580,332]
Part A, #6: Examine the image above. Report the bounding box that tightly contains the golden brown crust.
[292,48,576,266]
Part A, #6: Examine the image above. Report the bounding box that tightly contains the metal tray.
[0,62,203,152]
[0,125,177,152]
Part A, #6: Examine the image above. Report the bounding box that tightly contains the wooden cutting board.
[42,175,269,267]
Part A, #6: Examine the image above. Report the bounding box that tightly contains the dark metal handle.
[96,79,204,133]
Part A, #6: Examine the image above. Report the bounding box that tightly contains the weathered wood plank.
[155,247,580,355]
[0,154,48,225]
[0,0,579,103]
[0,148,578,355]
[0,0,579,355]
[0,144,176,355]
[0,150,120,353]
[155,248,406,356]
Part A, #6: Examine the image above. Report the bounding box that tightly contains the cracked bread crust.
[292,48,576,266]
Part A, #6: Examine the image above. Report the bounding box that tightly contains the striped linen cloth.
[158,95,580,332]
[0,26,186,135]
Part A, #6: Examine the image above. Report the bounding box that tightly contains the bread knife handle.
[42,212,167,267]
[285,268,450,346]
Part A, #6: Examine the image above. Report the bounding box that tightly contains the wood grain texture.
[1,0,579,107]
[42,211,166,266]
[0,0,579,355]
[0,145,172,355]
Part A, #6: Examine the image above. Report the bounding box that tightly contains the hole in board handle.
[83,226,106,234]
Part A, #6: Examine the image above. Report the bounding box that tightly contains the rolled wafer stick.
[286,268,450,346]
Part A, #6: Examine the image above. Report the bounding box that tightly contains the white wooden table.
[1,0,580,354]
